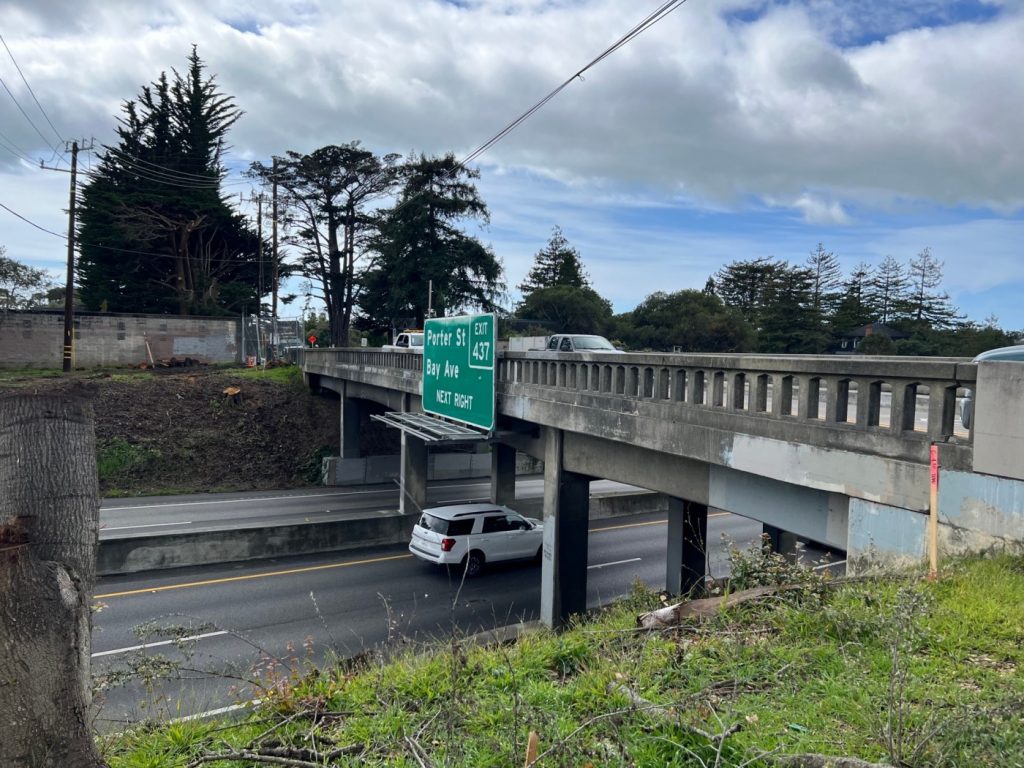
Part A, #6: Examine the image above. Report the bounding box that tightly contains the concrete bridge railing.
[303,348,976,468]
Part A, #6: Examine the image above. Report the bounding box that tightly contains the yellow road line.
[94,553,413,600]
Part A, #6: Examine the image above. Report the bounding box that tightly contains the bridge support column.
[490,443,516,506]
[666,498,708,596]
[762,524,799,562]
[400,433,427,516]
[339,383,362,459]
[540,428,590,630]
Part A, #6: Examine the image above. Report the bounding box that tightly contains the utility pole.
[255,192,264,363]
[271,156,279,359]
[61,141,79,373]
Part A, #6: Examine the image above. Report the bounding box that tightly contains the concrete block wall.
[0,310,239,368]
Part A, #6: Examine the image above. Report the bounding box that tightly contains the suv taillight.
[441,537,456,552]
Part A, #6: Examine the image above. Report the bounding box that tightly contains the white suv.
[409,503,544,577]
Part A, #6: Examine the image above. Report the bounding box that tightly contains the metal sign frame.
[422,313,496,432]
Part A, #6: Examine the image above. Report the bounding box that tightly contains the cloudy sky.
[2,0,1022,327]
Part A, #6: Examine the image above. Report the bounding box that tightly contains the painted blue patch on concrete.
[940,470,1024,539]
[848,498,926,561]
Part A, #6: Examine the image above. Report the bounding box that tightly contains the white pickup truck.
[383,331,424,352]
[534,334,619,353]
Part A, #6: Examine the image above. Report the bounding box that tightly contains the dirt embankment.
[0,366,342,496]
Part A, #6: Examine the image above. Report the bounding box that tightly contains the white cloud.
[1,0,1022,324]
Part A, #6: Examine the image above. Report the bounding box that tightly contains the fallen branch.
[606,682,741,743]
[774,755,893,768]
[638,586,782,629]
[404,735,436,768]
[186,743,362,768]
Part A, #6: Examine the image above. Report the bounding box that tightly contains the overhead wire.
[458,0,689,168]
[0,200,65,237]
[7,0,692,272]
[0,31,65,150]
[0,73,63,156]
[0,131,36,164]
[103,145,230,183]
[0,198,269,264]
[384,0,690,222]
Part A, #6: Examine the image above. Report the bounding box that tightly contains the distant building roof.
[840,323,909,340]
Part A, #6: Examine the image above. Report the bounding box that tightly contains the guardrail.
[500,351,975,445]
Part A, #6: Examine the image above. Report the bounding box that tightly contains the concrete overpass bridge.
[301,348,1024,628]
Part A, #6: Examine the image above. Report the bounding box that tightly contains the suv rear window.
[419,514,474,536]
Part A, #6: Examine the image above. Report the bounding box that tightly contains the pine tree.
[868,255,907,325]
[360,154,504,330]
[831,261,876,332]
[805,243,843,316]
[252,143,400,346]
[517,226,589,297]
[714,257,785,329]
[902,247,963,329]
[758,265,829,353]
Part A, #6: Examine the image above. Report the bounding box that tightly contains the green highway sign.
[423,313,496,431]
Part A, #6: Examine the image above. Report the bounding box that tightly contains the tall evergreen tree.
[77,48,259,315]
[758,265,829,353]
[831,261,876,332]
[517,226,589,297]
[359,154,504,330]
[714,257,786,330]
[867,255,907,325]
[805,242,843,316]
[516,285,611,335]
[252,143,401,346]
[901,247,962,329]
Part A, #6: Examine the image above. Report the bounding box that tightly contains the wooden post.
[928,444,939,580]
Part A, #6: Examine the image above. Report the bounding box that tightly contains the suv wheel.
[462,551,484,578]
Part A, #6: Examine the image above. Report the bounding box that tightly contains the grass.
[232,363,305,388]
[98,553,1024,767]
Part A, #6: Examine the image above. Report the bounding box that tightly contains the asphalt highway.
[90,505,771,728]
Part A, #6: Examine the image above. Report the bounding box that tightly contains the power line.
[0,199,65,237]
[103,145,230,184]
[384,0,691,222]
[0,132,35,164]
[0,198,277,265]
[458,0,689,167]
[0,31,65,149]
[0,73,63,159]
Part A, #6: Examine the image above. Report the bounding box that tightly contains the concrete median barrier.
[97,491,668,575]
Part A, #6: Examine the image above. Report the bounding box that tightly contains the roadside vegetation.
[98,549,1024,767]
[0,364,339,497]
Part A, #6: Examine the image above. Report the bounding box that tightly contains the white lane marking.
[588,557,642,570]
[102,483,487,512]
[102,521,191,531]
[169,700,259,723]
[91,630,229,658]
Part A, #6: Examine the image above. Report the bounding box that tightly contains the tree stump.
[0,393,107,768]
